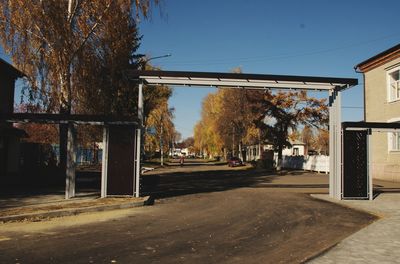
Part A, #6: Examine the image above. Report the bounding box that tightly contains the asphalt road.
[0,165,376,264]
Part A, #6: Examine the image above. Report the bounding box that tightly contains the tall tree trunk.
[277,144,283,171]
[223,147,227,161]
[59,70,72,190]
[60,0,75,177]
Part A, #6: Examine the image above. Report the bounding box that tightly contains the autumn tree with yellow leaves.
[194,86,327,165]
[193,93,224,158]
[144,99,176,159]
[194,68,263,160]
[193,88,261,159]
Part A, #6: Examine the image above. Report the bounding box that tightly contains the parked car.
[228,157,243,167]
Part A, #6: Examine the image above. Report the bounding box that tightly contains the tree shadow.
[0,170,101,209]
[141,167,327,201]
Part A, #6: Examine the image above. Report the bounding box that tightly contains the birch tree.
[0,0,160,171]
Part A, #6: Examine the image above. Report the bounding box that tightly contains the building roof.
[0,58,24,79]
[129,70,358,91]
[354,43,400,73]
[0,113,138,125]
[290,139,305,145]
[342,121,400,132]
[0,125,27,138]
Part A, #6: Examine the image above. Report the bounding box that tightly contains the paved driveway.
[310,193,400,264]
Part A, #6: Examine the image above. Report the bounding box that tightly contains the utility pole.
[239,141,242,160]
[258,130,262,160]
[232,126,235,157]
[160,115,164,167]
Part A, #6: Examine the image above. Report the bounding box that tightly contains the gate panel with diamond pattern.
[343,130,368,199]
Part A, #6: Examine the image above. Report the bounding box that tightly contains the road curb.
[0,196,152,223]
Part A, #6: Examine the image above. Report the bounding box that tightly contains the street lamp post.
[140,54,172,69]
[136,54,171,196]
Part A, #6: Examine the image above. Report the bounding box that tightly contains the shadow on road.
[141,166,328,201]
[0,164,332,208]
[0,170,101,209]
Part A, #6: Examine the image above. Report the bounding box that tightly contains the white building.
[282,140,306,156]
[245,140,306,161]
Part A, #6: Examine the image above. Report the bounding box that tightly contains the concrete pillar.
[329,89,342,200]
[135,82,143,197]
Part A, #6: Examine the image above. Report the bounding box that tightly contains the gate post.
[101,125,109,198]
[134,82,144,197]
[329,89,342,200]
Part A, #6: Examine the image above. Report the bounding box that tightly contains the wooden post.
[65,122,76,199]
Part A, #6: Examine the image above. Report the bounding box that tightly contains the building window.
[388,118,400,152]
[293,147,299,156]
[390,131,400,151]
[387,67,400,102]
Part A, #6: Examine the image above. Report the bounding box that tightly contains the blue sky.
[137,0,400,138]
[2,1,400,139]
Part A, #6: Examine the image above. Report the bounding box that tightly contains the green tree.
[248,90,328,170]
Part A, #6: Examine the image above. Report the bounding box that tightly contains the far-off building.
[355,43,400,182]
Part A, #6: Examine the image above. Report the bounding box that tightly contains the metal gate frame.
[342,122,400,200]
[131,70,358,200]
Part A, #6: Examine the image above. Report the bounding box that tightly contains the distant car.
[228,157,243,167]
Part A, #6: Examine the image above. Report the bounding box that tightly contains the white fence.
[275,155,329,173]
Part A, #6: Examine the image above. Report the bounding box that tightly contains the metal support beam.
[101,126,109,198]
[368,133,373,200]
[329,89,342,200]
[134,82,144,197]
[65,122,77,199]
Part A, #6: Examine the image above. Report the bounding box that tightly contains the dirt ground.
[0,197,145,218]
[0,164,378,263]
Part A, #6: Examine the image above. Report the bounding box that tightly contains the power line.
[160,34,400,67]
[342,106,363,109]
